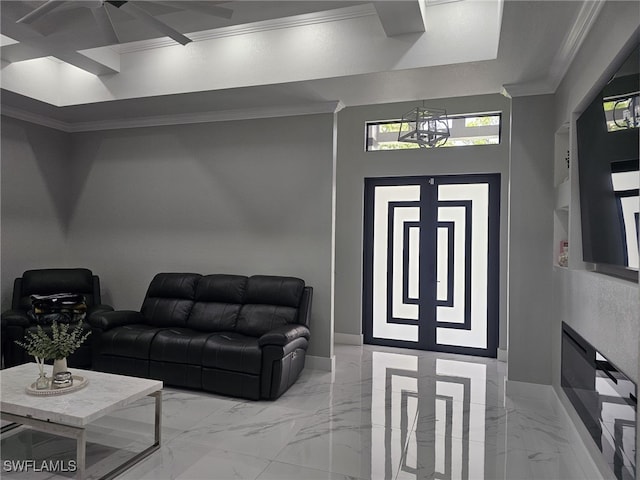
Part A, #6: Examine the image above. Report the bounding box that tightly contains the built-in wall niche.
[553,123,570,267]
[561,322,637,480]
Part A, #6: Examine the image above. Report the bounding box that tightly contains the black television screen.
[577,45,639,281]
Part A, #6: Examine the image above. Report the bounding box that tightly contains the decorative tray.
[26,375,89,396]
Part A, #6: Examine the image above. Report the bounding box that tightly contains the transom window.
[603,93,640,132]
[366,112,501,151]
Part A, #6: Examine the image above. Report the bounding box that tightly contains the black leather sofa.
[2,268,113,368]
[90,273,312,400]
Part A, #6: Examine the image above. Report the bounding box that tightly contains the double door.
[363,174,500,357]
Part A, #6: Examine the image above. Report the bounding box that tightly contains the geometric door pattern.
[371,351,488,480]
[363,175,500,357]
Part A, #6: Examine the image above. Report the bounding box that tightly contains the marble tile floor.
[1,344,605,480]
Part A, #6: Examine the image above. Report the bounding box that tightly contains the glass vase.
[34,356,49,389]
[35,372,49,390]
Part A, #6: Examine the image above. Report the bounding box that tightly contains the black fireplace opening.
[561,322,637,480]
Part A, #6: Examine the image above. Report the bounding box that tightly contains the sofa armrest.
[1,309,31,327]
[297,287,313,327]
[88,310,144,331]
[259,324,310,347]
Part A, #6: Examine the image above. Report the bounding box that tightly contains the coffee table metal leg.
[0,412,86,478]
[154,390,162,446]
[76,428,86,480]
[98,390,162,480]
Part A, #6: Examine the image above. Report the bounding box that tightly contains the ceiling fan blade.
[119,2,192,45]
[162,1,233,20]
[92,5,120,45]
[16,0,67,24]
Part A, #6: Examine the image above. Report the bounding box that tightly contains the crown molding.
[500,80,556,99]
[114,4,377,54]
[546,0,606,92]
[1,101,344,133]
[501,0,604,99]
[1,106,73,132]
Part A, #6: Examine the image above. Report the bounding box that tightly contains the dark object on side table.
[30,293,88,325]
[90,273,312,400]
[2,268,114,368]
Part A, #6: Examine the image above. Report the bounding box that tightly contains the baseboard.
[334,333,363,345]
[505,379,555,404]
[497,348,508,362]
[306,355,335,372]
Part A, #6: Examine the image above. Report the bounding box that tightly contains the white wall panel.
[437,184,489,349]
[372,185,420,341]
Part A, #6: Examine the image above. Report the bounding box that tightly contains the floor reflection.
[366,348,596,480]
[372,351,493,480]
[1,345,605,480]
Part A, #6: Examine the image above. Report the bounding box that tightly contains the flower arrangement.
[15,321,91,372]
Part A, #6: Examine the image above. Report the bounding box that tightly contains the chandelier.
[397,106,450,148]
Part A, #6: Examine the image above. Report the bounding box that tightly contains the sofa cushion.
[20,269,95,310]
[99,325,163,359]
[149,328,214,364]
[244,276,305,307]
[187,303,241,332]
[201,333,262,375]
[195,274,247,303]
[146,273,201,299]
[186,274,246,331]
[141,273,201,327]
[142,299,195,328]
[236,304,298,337]
[22,269,94,296]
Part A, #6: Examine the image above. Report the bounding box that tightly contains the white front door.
[363,174,500,357]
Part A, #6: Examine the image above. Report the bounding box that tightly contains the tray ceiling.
[0,1,603,128]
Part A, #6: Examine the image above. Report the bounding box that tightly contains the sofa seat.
[148,329,264,375]
[201,333,262,375]
[100,324,163,359]
[149,328,215,365]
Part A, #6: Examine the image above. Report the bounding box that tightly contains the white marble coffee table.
[1,363,162,479]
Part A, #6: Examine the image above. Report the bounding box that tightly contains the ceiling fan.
[16,1,234,46]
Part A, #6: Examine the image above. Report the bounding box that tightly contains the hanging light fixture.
[397,106,450,148]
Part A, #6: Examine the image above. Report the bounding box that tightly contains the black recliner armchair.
[2,268,113,368]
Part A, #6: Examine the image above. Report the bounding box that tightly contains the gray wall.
[507,95,555,385]
[1,117,72,308]
[1,114,336,360]
[551,4,640,476]
[334,94,511,353]
[550,0,640,387]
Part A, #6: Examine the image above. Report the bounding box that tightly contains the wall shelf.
[553,123,570,267]
[555,179,570,210]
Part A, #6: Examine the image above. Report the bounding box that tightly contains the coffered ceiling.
[0,1,605,130]
[1,2,372,73]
